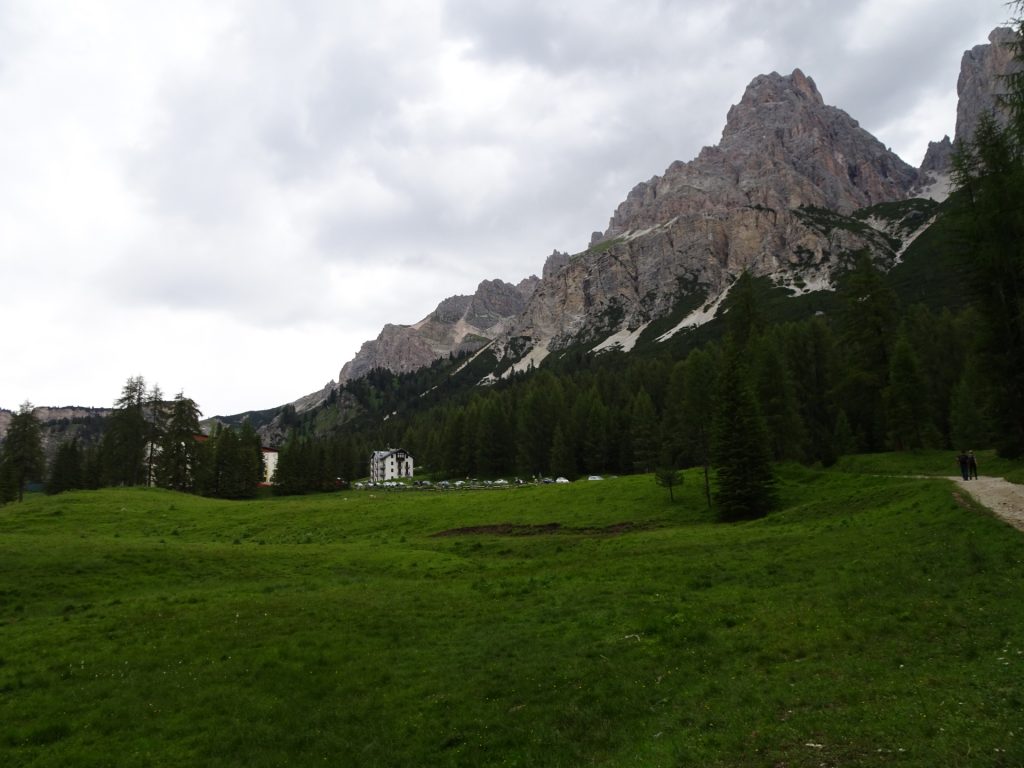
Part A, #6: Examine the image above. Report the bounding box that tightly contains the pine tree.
[156,392,201,492]
[679,347,718,508]
[104,376,149,486]
[1,402,44,502]
[784,318,839,465]
[46,439,83,495]
[949,356,992,451]
[654,467,683,503]
[833,410,856,458]
[236,421,265,497]
[549,424,576,480]
[629,388,660,473]
[754,330,807,461]
[145,384,169,487]
[723,271,764,349]
[712,342,776,522]
[833,255,899,452]
[884,335,937,450]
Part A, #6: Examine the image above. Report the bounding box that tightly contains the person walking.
[968,450,979,480]
[956,450,970,480]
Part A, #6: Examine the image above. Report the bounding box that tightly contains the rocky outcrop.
[542,250,571,280]
[337,278,535,383]
[956,27,1020,145]
[0,406,113,469]
[915,27,1021,195]
[489,69,919,367]
[600,69,917,241]
[910,136,955,201]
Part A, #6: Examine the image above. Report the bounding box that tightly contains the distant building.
[370,448,414,482]
[261,447,279,486]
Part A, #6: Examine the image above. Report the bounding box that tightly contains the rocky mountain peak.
[336,276,537,384]
[599,67,916,241]
[542,250,571,279]
[723,68,824,134]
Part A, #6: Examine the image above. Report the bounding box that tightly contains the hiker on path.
[968,450,979,480]
[956,450,970,480]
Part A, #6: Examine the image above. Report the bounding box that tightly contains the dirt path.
[948,476,1024,532]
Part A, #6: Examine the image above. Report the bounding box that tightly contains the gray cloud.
[0,0,1013,414]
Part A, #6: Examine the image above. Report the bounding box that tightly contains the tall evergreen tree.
[679,348,718,508]
[712,342,776,522]
[784,318,839,465]
[754,330,807,461]
[46,439,83,495]
[833,256,899,451]
[723,271,764,349]
[104,375,149,486]
[145,384,169,487]
[549,424,576,480]
[156,392,202,492]
[629,388,660,473]
[884,335,937,450]
[1,402,44,503]
[949,355,992,451]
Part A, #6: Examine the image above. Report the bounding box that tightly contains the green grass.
[835,449,1023,482]
[2,466,1023,767]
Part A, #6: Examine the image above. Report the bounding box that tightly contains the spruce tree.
[104,376,149,486]
[833,255,899,452]
[1,402,44,502]
[629,388,660,474]
[549,424,576,480]
[884,335,937,450]
[47,439,83,495]
[754,330,807,461]
[680,347,718,508]
[712,342,776,522]
[156,392,201,492]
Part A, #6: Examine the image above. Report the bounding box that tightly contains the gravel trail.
[949,476,1024,532]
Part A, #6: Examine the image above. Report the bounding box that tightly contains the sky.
[0,0,1012,417]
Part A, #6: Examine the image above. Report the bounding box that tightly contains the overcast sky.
[0,0,1011,416]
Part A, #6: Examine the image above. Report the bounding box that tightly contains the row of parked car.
[352,475,605,490]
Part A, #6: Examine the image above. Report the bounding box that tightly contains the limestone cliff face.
[600,69,916,239]
[916,27,1021,198]
[337,278,534,383]
[956,27,1020,145]
[491,69,919,366]
[0,406,113,468]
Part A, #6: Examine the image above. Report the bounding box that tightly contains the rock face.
[601,69,916,239]
[916,27,1021,196]
[910,136,955,201]
[956,27,1020,145]
[337,278,534,383]
[0,406,113,469]
[489,69,919,367]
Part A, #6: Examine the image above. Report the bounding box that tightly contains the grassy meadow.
[2,457,1023,766]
